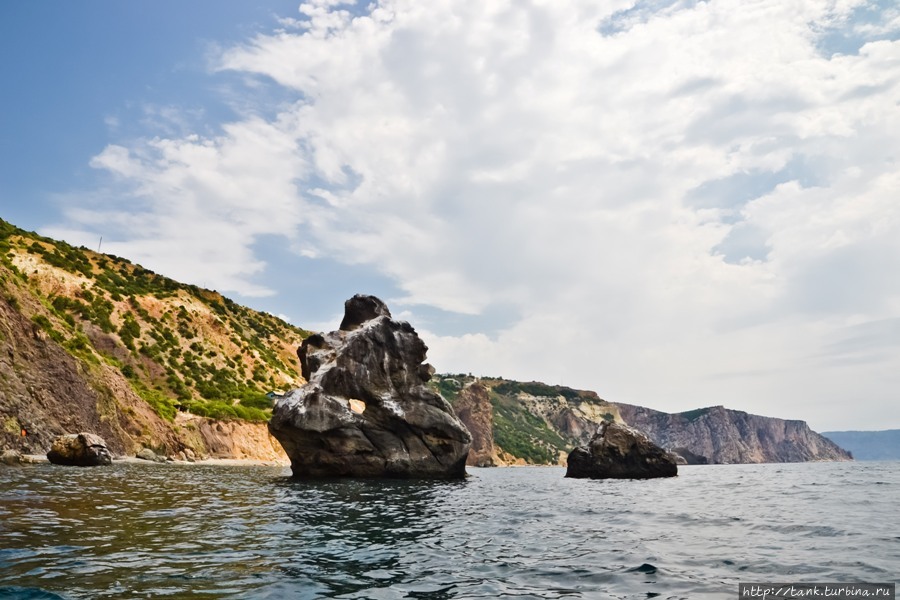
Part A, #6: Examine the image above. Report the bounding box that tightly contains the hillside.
[434,375,851,465]
[0,217,855,466]
[435,375,623,465]
[0,218,310,459]
[821,430,900,461]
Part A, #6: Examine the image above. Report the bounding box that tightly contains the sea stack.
[566,421,678,479]
[269,294,472,479]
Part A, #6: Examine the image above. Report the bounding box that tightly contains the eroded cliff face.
[0,223,294,462]
[0,289,160,455]
[0,286,287,461]
[614,404,852,464]
[437,375,852,466]
[453,382,497,467]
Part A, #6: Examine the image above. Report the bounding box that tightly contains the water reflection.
[1,462,897,599]
[264,477,466,598]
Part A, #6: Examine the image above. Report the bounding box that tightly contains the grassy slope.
[0,218,310,425]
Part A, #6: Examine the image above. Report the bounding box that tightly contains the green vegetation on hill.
[434,374,600,465]
[0,217,311,423]
[490,391,570,464]
[493,380,582,401]
[678,407,713,422]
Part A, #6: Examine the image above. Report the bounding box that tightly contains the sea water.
[0,461,897,599]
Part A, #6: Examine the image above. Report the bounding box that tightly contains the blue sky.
[2,0,899,430]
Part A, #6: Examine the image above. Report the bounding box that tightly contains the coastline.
[19,454,290,467]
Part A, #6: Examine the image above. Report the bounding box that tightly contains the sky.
[1,0,899,431]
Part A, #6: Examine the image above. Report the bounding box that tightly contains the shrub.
[31,314,64,343]
[132,383,177,422]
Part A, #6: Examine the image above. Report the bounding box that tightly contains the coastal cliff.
[435,375,851,465]
[438,376,623,466]
[614,404,852,464]
[0,217,855,466]
[452,382,498,467]
[0,218,301,461]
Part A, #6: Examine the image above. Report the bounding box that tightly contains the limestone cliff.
[452,382,498,467]
[614,404,852,464]
[436,375,852,466]
[438,376,621,466]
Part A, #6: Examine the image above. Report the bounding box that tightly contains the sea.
[0,461,897,599]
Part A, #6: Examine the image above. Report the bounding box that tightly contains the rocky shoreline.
[10,454,288,467]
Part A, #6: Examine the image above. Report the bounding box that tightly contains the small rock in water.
[136,448,166,463]
[269,294,472,479]
[0,449,24,465]
[46,433,113,467]
[565,421,678,479]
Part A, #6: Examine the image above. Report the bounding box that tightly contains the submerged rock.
[46,433,113,467]
[269,294,472,479]
[566,421,677,479]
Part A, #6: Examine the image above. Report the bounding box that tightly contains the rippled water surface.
[0,461,897,599]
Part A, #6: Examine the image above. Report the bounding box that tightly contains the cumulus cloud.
[53,0,900,429]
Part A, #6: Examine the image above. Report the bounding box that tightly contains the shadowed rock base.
[566,421,677,479]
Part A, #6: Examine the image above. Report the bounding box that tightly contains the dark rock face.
[47,433,113,466]
[453,382,496,467]
[566,421,678,479]
[269,295,472,479]
[615,404,852,464]
[671,447,709,465]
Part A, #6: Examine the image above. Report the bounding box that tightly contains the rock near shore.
[269,295,472,479]
[566,421,678,479]
[46,432,113,466]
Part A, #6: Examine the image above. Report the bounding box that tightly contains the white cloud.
[52,0,900,429]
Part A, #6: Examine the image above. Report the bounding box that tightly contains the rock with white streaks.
[269,295,471,479]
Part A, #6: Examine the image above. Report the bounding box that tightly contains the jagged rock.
[269,294,472,479]
[453,382,496,467]
[566,421,677,479]
[136,448,165,463]
[46,433,113,467]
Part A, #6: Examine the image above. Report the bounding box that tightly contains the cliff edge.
[614,404,852,464]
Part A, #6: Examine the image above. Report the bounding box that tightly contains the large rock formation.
[46,432,113,466]
[269,295,472,479]
[566,421,678,479]
[615,404,852,464]
[453,382,496,467]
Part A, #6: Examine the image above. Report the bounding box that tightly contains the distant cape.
[821,430,900,461]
